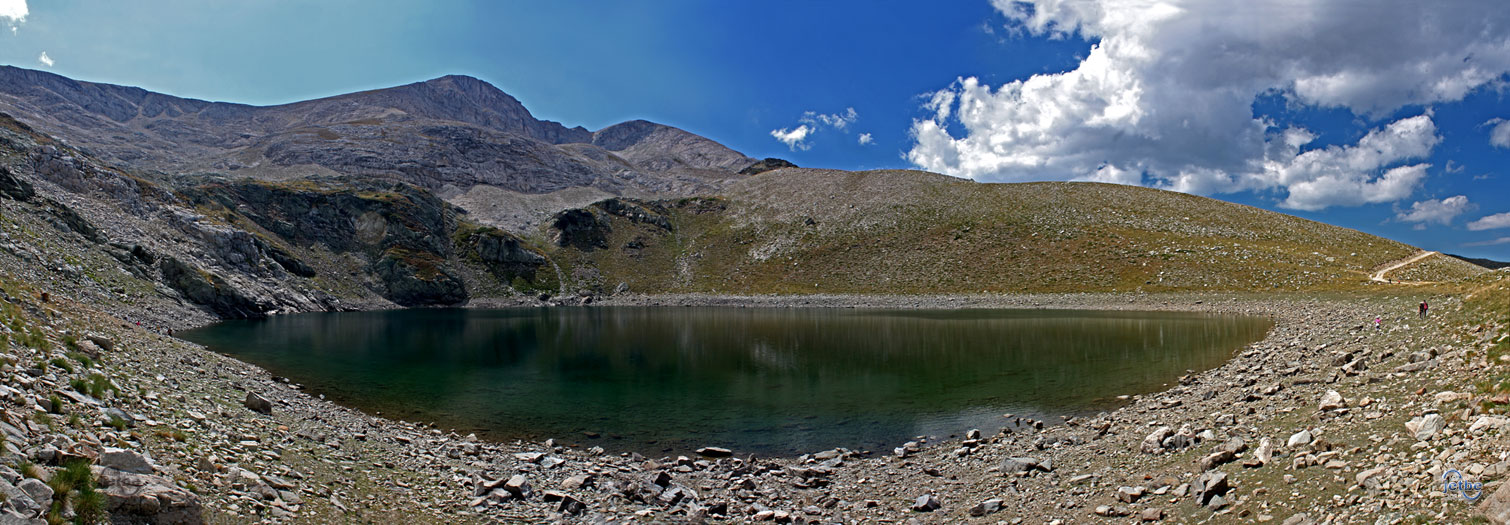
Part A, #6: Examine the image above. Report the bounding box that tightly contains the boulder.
[1000,457,1051,475]
[1480,479,1510,524]
[1192,471,1230,507]
[561,474,593,490]
[910,494,941,512]
[1318,390,1346,411]
[503,474,532,499]
[0,479,42,517]
[1197,450,1236,471]
[100,447,155,474]
[696,447,733,458]
[542,490,586,515]
[1355,466,1387,490]
[1282,513,1316,525]
[1141,426,1174,454]
[104,408,138,428]
[1254,437,1274,466]
[968,498,1003,517]
[243,393,273,415]
[1406,413,1446,441]
[16,477,51,508]
[95,467,204,525]
[1469,415,1510,434]
[1287,430,1312,448]
[85,334,116,352]
[1095,505,1129,517]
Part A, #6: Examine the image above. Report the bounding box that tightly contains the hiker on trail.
[1419,301,1428,319]
[1374,316,1382,330]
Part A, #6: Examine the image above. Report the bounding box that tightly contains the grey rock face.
[101,447,155,474]
[243,393,273,415]
[95,467,204,525]
[1192,471,1230,508]
[1481,480,1510,524]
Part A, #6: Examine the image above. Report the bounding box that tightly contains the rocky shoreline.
[2,290,1506,524]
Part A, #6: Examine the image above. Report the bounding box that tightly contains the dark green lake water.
[180,307,1270,456]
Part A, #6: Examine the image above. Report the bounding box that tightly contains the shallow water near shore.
[181,307,1271,455]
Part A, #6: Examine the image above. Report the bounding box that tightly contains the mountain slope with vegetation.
[542,168,1489,295]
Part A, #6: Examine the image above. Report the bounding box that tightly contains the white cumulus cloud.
[908,0,1510,210]
[1468,212,1510,231]
[1267,115,1439,211]
[858,133,874,145]
[801,107,858,130]
[36,51,51,67]
[770,107,860,150]
[1396,195,1472,228]
[1488,118,1510,149]
[1,0,25,33]
[770,125,814,151]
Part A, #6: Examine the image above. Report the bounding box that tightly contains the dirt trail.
[1370,250,1438,283]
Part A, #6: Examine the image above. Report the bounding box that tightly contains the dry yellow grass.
[543,168,1463,295]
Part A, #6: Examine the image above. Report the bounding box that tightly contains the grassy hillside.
[1388,252,1490,282]
[544,168,1486,294]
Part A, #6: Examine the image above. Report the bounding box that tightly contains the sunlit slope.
[545,168,1488,294]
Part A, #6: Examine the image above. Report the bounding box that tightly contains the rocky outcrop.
[548,209,611,250]
[738,157,797,175]
[95,467,204,525]
[0,165,35,200]
[373,248,467,306]
[457,225,548,285]
[158,256,267,319]
[184,179,474,306]
[546,198,678,252]
[0,67,752,225]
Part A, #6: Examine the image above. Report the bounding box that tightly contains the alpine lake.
[180,307,1272,456]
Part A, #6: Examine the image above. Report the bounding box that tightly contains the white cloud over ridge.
[36,51,51,67]
[1396,195,1471,228]
[908,0,1510,210]
[1468,212,1510,231]
[770,125,814,151]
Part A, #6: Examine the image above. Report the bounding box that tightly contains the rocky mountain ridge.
[0,67,755,232]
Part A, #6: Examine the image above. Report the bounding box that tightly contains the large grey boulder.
[243,392,273,415]
[100,447,155,474]
[16,478,51,509]
[95,467,203,525]
[1482,479,1510,524]
[1406,413,1446,441]
[0,478,42,517]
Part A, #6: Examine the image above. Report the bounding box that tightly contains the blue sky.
[3,1,1510,260]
